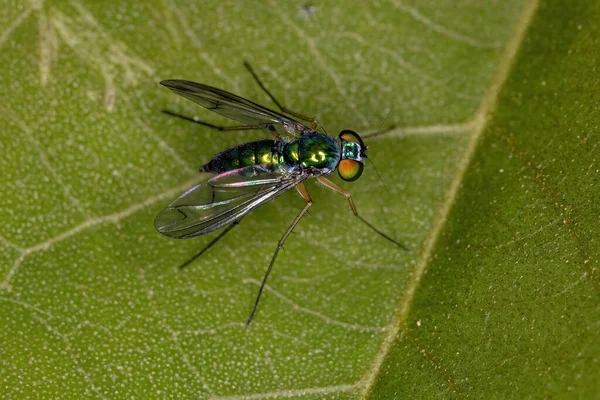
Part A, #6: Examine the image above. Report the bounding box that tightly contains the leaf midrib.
[359,0,541,397]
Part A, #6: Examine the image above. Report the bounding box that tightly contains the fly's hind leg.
[179,219,243,269]
[317,177,409,251]
[161,110,282,140]
[246,183,312,325]
[243,61,320,130]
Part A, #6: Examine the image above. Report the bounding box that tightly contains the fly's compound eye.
[338,159,364,181]
[339,130,364,147]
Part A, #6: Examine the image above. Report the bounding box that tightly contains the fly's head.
[338,130,366,182]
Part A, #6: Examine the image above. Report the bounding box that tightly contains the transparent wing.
[155,165,310,239]
[161,79,310,136]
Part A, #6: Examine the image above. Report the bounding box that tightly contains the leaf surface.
[0,1,536,398]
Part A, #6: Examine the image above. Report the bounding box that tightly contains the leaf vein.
[360,0,541,397]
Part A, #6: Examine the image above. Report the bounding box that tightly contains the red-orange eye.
[338,159,364,181]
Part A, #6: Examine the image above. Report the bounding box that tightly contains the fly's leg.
[161,110,282,140]
[243,61,319,130]
[246,183,312,325]
[179,219,242,269]
[317,177,410,251]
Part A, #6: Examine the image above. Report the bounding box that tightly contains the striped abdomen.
[201,140,287,173]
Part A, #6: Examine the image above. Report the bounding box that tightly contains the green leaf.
[1,0,572,398]
[368,0,600,398]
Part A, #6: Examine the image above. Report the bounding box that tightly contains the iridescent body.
[201,134,340,175]
[155,68,407,325]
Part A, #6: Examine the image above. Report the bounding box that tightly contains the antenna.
[364,108,393,194]
[367,157,390,195]
[364,107,393,141]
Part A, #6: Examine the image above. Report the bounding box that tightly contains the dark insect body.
[155,63,408,325]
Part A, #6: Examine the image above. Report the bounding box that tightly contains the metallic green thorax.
[202,134,340,175]
[289,134,339,171]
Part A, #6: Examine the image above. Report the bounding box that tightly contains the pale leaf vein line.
[371,121,474,138]
[39,10,59,86]
[0,234,24,252]
[0,5,33,49]
[171,4,241,93]
[211,383,356,400]
[271,0,370,127]
[377,45,476,100]
[0,295,105,396]
[501,219,558,246]
[330,31,477,100]
[31,314,108,399]
[132,115,196,175]
[1,176,203,290]
[553,272,588,298]
[0,296,56,318]
[360,0,541,397]
[388,0,501,48]
[244,278,385,333]
[180,322,246,336]
[138,266,214,395]
[1,106,88,216]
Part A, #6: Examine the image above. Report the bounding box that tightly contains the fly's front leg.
[316,177,409,251]
[243,61,319,130]
[246,183,313,325]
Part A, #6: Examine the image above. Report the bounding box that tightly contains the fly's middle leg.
[316,177,409,251]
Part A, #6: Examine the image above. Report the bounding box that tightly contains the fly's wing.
[155,166,309,239]
[161,80,309,137]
